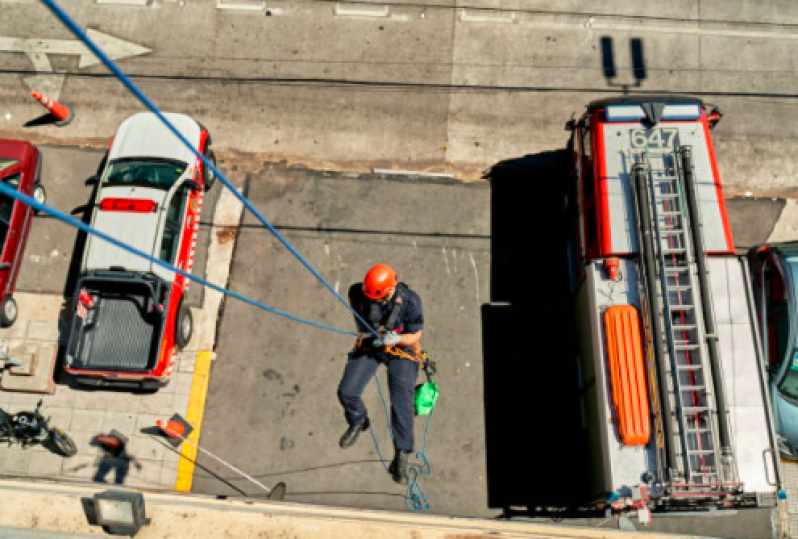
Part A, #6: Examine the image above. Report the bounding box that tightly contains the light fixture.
[93,490,146,536]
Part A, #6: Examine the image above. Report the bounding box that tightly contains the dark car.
[749,242,798,459]
[0,139,46,327]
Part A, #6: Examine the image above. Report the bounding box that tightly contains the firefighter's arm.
[396,330,422,349]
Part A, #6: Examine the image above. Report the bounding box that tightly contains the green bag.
[414,381,439,416]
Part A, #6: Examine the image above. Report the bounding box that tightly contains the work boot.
[339,417,370,449]
[389,450,411,485]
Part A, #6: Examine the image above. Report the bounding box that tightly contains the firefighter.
[337,263,424,485]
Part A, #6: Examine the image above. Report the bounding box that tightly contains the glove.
[382,331,401,347]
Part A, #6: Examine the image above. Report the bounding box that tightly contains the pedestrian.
[337,263,424,485]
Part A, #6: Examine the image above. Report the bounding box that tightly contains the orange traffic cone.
[157,413,193,448]
[30,91,74,126]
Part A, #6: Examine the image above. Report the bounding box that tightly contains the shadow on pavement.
[481,149,589,511]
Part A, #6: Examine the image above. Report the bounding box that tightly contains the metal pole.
[159,423,272,494]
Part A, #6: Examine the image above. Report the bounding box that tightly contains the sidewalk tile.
[41,386,76,408]
[9,392,48,407]
[62,454,100,480]
[0,321,29,341]
[0,390,15,406]
[171,372,194,396]
[138,391,175,415]
[129,435,168,461]
[102,411,138,437]
[68,429,102,457]
[40,406,73,432]
[124,458,162,489]
[28,451,65,476]
[159,462,178,489]
[27,321,59,342]
[135,414,163,433]
[70,409,105,431]
[173,393,190,416]
[0,448,31,474]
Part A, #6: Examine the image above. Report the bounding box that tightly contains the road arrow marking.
[0,28,151,70]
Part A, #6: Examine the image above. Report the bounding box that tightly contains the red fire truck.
[567,97,782,513]
[64,112,215,390]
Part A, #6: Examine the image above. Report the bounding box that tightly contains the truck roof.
[586,95,705,112]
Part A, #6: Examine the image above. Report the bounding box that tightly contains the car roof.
[0,139,35,162]
[109,112,201,166]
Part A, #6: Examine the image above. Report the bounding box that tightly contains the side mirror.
[0,262,10,270]
[184,180,201,191]
[85,175,99,186]
[565,119,576,131]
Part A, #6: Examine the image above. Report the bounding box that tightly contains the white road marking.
[216,0,265,11]
[521,17,798,41]
[0,29,150,70]
[460,9,516,24]
[335,3,389,18]
[95,0,149,5]
[442,246,450,275]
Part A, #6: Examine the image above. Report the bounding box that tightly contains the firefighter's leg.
[337,353,380,427]
[386,357,419,452]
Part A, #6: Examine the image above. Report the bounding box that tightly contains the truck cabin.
[567,97,731,272]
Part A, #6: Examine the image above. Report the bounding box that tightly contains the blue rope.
[368,371,435,513]
[0,183,357,337]
[39,0,379,341]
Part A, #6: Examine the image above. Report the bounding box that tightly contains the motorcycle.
[0,399,77,457]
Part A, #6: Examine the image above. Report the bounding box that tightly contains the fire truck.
[64,112,214,390]
[567,97,782,512]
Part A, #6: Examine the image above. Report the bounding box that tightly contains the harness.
[353,283,436,374]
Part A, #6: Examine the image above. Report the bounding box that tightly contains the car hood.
[774,388,798,453]
[84,186,169,274]
[109,112,200,165]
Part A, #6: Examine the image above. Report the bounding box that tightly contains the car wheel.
[175,302,193,350]
[33,184,46,214]
[203,149,216,191]
[1,296,17,327]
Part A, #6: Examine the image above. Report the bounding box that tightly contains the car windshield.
[103,159,186,190]
[0,173,21,248]
[778,261,798,400]
[0,158,18,173]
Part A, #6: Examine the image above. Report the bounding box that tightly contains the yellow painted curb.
[175,351,213,492]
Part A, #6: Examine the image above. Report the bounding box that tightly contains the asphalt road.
[1,0,798,194]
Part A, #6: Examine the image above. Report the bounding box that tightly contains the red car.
[0,139,45,327]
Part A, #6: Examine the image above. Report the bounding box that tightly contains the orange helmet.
[362,264,397,299]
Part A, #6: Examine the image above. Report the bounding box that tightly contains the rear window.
[103,159,186,190]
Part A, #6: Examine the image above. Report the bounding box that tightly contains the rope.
[367,368,436,513]
[39,0,380,341]
[0,182,357,337]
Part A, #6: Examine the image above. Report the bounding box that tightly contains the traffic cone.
[30,91,74,126]
[94,430,128,457]
[156,413,193,448]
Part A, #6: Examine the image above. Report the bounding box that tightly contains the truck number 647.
[630,128,678,149]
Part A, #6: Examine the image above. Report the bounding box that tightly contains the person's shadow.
[93,453,142,485]
[481,149,589,514]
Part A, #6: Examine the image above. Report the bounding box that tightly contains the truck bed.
[67,277,164,372]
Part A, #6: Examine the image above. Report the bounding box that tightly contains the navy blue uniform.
[337,283,424,451]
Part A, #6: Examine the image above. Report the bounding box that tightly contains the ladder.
[634,146,721,487]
